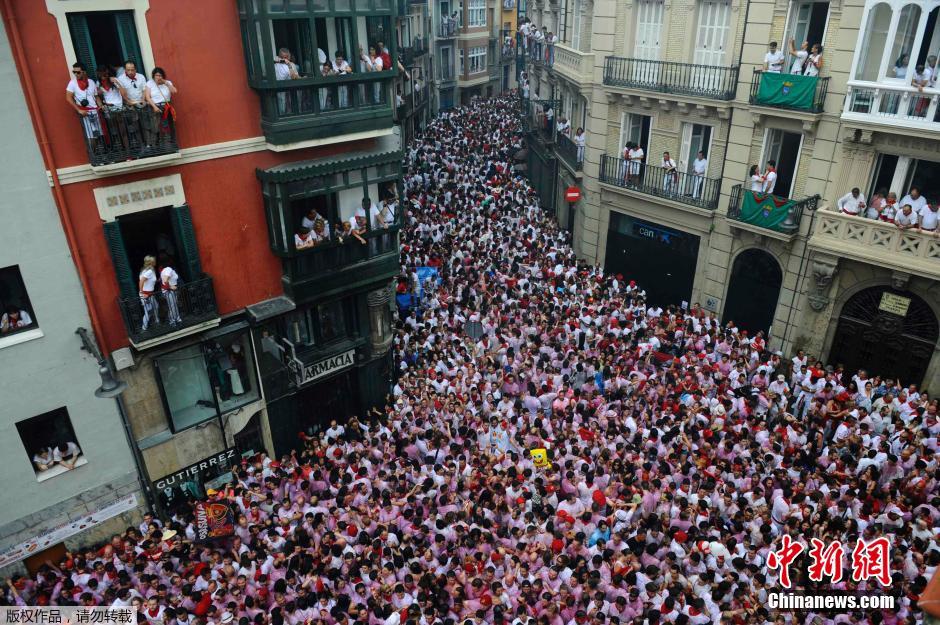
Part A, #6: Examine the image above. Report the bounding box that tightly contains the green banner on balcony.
[756,72,817,110]
[739,191,795,229]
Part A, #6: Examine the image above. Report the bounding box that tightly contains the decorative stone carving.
[891,270,911,290]
[808,254,839,311]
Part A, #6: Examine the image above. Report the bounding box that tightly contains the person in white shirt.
[627,143,645,185]
[332,51,353,107]
[274,47,300,114]
[66,63,102,146]
[53,441,82,470]
[32,447,54,472]
[895,204,919,230]
[662,151,679,194]
[690,151,708,198]
[900,187,928,213]
[920,203,940,233]
[764,41,784,73]
[574,127,586,163]
[144,67,177,148]
[748,164,764,192]
[804,44,823,77]
[139,255,160,331]
[556,116,570,137]
[762,159,778,194]
[837,188,866,216]
[159,256,182,325]
[927,55,938,88]
[788,39,808,74]
[1,306,32,334]
[359,45,384,103]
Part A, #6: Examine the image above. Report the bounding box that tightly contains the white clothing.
[919,206,940,230]
[764,50,785,73]
[692,157,708,176]
[139,268,158,294]
[1,310,32,331]
[837,192,866,215]
[900,194,928,213]
[67,78,99,108]
[116,73,146,103]
[895,210,918,227]
[160,266,179,290]
[750,174,763,192]
[146,80,173,105]
[762,170,777,194]
[274,59,298,80]
[805,53,821,77]
[789,50,808,74]
[100,83,124,107]
[53,442,82,462]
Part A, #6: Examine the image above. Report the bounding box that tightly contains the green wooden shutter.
[67,14,97,72]
[170,204,204,282]
[103,221,137,300]
[114,11,144,73]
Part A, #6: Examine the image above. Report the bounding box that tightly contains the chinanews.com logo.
[765,536,896,612]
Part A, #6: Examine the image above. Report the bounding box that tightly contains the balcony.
[556,133,583,172]
[552,44,595,85]
[282,227,400,301]
[438,21,459,38]
[78,106,180,170]
[603,57,737,100]
[599,155,721,210]
[525,99,559,144]
[843,82,940,133]
[810,209,940,280]
[118,277,219,348]
[439,67,456,83]
[749,70,829,114]
[727,184,820,238]
[255,75,395,146]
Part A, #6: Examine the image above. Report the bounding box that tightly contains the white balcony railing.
[552,44,595,85]
[843,80,940,132]
[810,209,940,279]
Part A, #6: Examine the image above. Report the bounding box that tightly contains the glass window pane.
[856,3,891,81]
[318,300,345,342]
[288,0,309,10]
[889,4,921,79]
[268,0,287,11]
[334,0,351,12]
[157,345,218,430]
[207,333,261,415]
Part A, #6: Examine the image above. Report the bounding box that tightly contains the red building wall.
[9,0,380,353]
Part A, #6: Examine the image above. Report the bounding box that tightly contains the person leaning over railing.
[143,67,177,152]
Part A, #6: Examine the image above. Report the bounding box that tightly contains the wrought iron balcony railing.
[728,184,820,234]
[603,57,738,100]
[118,277,218,345]
[77,104,179,167]
[600,155,721,210]
[556,133,583,171]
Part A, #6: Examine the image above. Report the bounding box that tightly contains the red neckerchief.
[76,76,89,91]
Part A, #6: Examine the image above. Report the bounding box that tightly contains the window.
[469,46,487,73]
[284,297,353,348]
[869,155,940,203]
[761,128,803,198]
[468,0,486,27]
[460,48,466,75]
[855,3,891,81]
[155,332,260,432]
[632,0,663,60]
[0,266,38,338]
[67,11,143,74]
[853,1,940,83]
[617,112,651,156]
[17,408,86,482]
[889,4,922,78]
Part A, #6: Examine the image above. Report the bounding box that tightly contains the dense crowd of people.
[4,95,939,625]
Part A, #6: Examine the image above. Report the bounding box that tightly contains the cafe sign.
[878,292,911,317]
[288,348,356,387]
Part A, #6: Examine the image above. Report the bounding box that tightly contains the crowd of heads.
[4,94,939,625]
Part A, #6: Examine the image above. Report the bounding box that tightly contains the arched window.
[887,3,922,79]
[855,2,891,81]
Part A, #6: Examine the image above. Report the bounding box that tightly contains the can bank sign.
[288,348,356,387]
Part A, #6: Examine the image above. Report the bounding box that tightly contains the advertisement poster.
[194,501,235,542]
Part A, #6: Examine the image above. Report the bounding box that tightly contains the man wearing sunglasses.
[65,62,103,150]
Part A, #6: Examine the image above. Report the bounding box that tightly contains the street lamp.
[75,327,156,513]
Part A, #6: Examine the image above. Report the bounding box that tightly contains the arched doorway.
[829,287,939,386]
[722,249,783,335]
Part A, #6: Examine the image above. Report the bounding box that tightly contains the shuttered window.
[66,11,144,73]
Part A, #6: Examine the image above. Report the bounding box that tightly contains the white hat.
[220,613,234,624]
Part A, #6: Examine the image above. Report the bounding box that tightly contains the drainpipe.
[0,0,107,349]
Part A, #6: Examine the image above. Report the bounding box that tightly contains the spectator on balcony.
[1,305,32,334]
[311,218,329,244]
[302,208,331,239]
[359,45,384,104]
[804,44,823,77]
[920,202,940,235]
[893,53,911,79]
[574,127,585,163]
[661,152,678,194]
[556,116,570,137]
[926,55,938,88]
[138,255,160,331]
[761,159,777,194]
[866,188,886,219]
[31,447,54,473]
[376,42,393,75]
[319,61,336,110]
[690,150,708,199]
[294,226,317,250]
[763,41,784,73]
[896,204,919,230]
[275,47,301,81]
[53,441,82,470]
[116,61,149,150]
[338,217,367,245]
[356,197,383,230]
[144,67,177,150]
[836,187,866,216]
[546,31,557,66]
[66,62,103,151]
[788,39,809,74]
[748,164,764,192]
[627,142,645,185]
[158,255,181,326]
[901,187,927,213]
[881,191,899,222]
[332,51,353,108]
[96,65,131,155]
